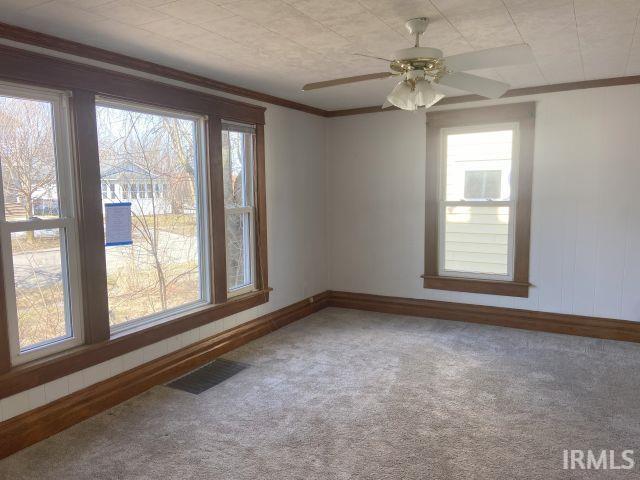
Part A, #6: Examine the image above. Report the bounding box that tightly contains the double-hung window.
[440,125,517,279]
[424,103,535,297]
[96,100,210,332]
[222,122,256,296]
[0,45,268,396]
[0,82,82,364]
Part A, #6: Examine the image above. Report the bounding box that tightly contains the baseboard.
[327,290,640,343]
[0,292,329,459]
[3,289,636,459]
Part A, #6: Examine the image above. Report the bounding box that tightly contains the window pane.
[226,212,251,290]
[445,130,513,201]
[444,205,510,275]
[96,104,204,328]
[464,170,501,200]
[222,130,251,208]
[0,96,60,220]
[11,229,70,350]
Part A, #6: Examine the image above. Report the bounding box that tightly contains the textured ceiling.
[1,0,639,110]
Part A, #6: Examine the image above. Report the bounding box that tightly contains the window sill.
[422,275,530,297]
[0,287,271,399]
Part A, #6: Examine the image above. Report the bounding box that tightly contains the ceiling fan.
[302,17,536,111]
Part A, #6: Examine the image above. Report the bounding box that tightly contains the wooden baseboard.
[327,290,640,343]
[3,289,637,459]
[0,292,328,459]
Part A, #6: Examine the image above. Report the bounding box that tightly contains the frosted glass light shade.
[386,80,417,110]
[386,78,445,111]
[414,79,445,108]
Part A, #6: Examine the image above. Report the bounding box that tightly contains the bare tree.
[223,130,248,288]
[0,98,57,241]
[96,107,199,323]
[0,97,66,346]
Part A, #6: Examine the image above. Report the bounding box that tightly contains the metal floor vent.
[167,358,249,394]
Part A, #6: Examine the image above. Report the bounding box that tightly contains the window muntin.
[0,83,83,364]
[96,100,209,332]
[222,122,256,296]
[439,124,518,280]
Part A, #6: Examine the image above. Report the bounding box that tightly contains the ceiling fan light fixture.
[386,79,416,110]
[386,76,445,111]
[414,79,445,109]
[301,17,536,110]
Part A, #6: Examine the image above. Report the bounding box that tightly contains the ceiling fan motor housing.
[391,47,445,78]
[394,47,443,62]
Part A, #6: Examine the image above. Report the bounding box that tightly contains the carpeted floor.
[2,307,640,479]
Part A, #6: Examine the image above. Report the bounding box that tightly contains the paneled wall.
[326,85,640,321]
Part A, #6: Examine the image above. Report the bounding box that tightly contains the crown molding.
[1,22,640,118]
[326,75,640,117]
[0,21,327,117]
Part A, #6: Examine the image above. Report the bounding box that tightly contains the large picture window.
[0,82,82,364]
[222,122,256,296]
[96,100,209,332]
[424,103,535,297]
[0,46,268,396]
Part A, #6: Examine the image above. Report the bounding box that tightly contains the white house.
[100,164,171,216]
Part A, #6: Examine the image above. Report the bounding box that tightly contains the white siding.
[444,205,510,275]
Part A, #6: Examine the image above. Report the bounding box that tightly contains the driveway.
[12,230,198,290]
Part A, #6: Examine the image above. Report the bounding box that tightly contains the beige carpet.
[2,307,640,479]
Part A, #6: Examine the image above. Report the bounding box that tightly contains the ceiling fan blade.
[353,53,392,62]
[444,44,535,72]
[438,72,509,99]
[302,72,394,91]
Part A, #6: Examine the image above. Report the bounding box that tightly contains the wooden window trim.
[0,289,270,398]
[209,116,229,304]
[0,45,269,396]
[423,103,535,298]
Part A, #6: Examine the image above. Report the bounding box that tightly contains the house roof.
[101,164,160,181]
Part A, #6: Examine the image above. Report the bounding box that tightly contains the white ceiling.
[1,0,639,110]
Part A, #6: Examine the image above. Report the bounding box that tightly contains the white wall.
[0,103,328,422]
[326,85,640,322]
[3,40,640,422]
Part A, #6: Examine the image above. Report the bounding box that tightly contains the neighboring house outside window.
[424,103,535,297]
[100,166,174,216]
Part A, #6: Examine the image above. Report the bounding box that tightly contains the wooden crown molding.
[1,22,640,118]
[0,21,326,117]
[325,75,640,117]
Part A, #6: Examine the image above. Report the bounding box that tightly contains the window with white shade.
[222,122,256,296]
[0,82,82,364]
[439,125,518,279]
